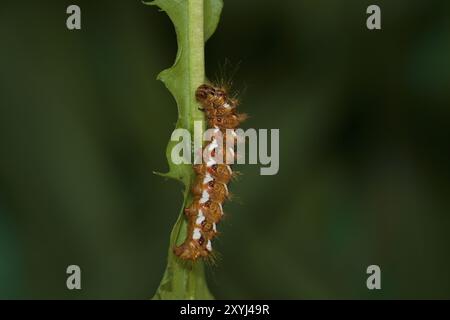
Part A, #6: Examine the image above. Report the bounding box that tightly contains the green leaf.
[144,0,223,300]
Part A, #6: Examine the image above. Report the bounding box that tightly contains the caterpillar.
[173,84,247,261]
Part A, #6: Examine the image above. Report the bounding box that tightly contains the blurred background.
[0,0,449,299]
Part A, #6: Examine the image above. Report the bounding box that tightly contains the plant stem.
[188,0,207,129]
[151,0,214,300]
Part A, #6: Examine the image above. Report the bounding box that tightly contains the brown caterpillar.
[173,84,246,261]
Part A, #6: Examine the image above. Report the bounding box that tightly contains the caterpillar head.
[196,84,228,109]
[196,84,216,102]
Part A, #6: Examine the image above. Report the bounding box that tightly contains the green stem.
[188,0,207,129]
[147,0,223,300]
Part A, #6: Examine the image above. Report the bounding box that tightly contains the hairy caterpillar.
[173,84,247,261]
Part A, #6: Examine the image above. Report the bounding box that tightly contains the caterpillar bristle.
[231,171,242,182]
[204,249,221,267]
[174,83,245,262]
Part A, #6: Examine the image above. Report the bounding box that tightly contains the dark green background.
[1,0,449,299]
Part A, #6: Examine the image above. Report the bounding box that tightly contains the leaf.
[144,0,223,300]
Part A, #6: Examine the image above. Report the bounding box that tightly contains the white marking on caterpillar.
[213,223,217,232]
[193,228,202,240]
[206,152,217,166]
[206,240,212,252]
[196,212,206,225]
[199,190,210,204]
[203,174,214,184]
